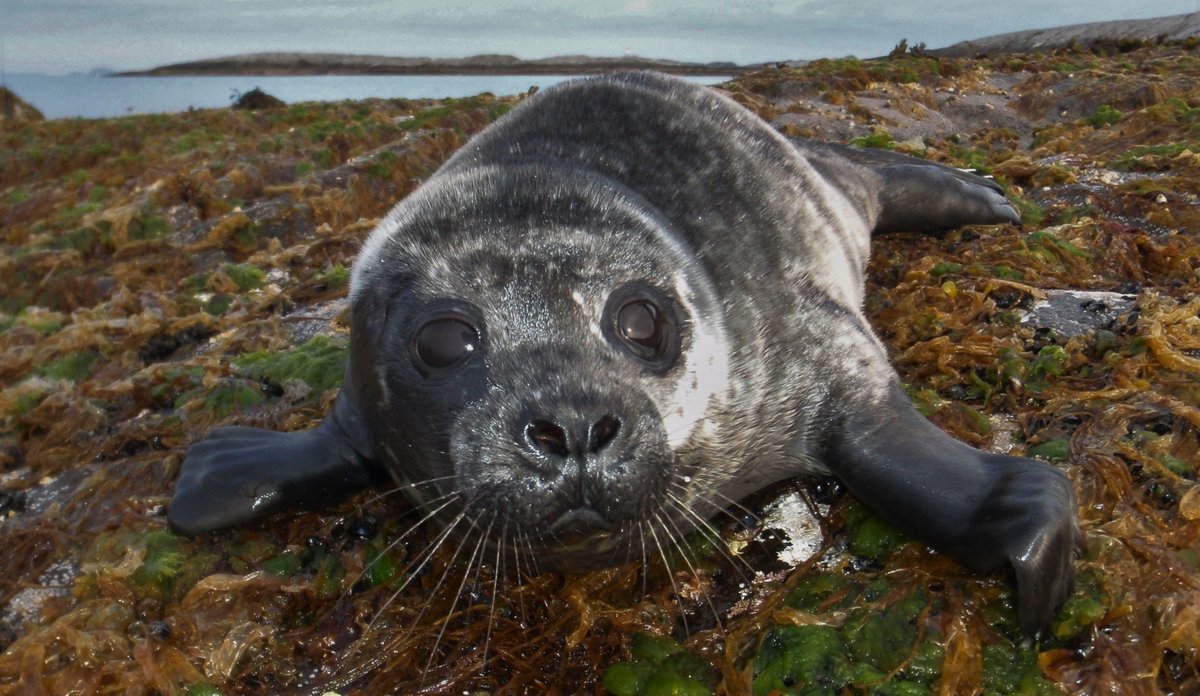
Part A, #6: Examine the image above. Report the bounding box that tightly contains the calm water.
[4,73,731,121]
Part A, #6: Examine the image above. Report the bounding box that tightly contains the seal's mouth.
[548,506,613,544]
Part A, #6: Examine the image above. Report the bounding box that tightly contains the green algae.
[1025,230,1089,260]
[357,540,402,589]
[262,552,302,577]
[132,530,187,589]
[785,573,857,613]
[990,344,1068,396]
[755,583,947,696]
[222,262,265,292]
[850,129,896,149]
[1112,141,1200,171]
[7,389,48,417]
[1085,105,1125,128]
[203,294,233,315]
[0,308,64,335]
[1051,570,1109,641]
[1010,194,1046,226]
[84,528,220,603]
[234,334,347,395]
[603,634,715,696]
[35,350,99,382]
[3,187,29,205]
[185,380,264,416]
[753,624,852,696]
[981,644,1059,695]
[366,150,397,179]
[314,263,349,288]
[1026,438,1071,463]
[844,503,908,562]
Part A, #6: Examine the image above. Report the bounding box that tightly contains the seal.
[168,72,1079,639]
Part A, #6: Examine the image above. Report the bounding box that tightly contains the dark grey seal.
[168,72,1078,639]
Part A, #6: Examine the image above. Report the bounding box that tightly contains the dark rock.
[232,88,285,110]
[0,87,44,122]
[1020,289,1138,337]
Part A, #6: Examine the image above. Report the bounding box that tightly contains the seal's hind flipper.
[870,162,1020,234]
[168,395,378,536]
[825,383,1080,640]
[806,141,1020,234]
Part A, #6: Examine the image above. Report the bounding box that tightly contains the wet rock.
[1020,289,1138,336]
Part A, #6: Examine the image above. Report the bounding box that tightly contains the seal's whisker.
[510,527,529,628]
[422,510,494,678]
[638,521,649,598]
[356,508,469,659]
[333,507,467,685]
[466,509,493,606]
[520,529,545,578]
[481,514,508,671]
[340,492,462,605]
[647,513,690,637]
[668,478,758,528]
[622,523,638,566]
[359,474,460,506]
[410,509,485,687]
[656,507,724,632]
[666,492,755,586]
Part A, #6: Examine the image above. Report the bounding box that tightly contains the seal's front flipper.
[168,394,378,536]
[805,141,1020,234]
[825,383,1080,640]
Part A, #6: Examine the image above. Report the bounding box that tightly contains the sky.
[4,1,1198,75]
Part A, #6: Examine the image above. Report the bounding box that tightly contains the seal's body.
[169,73,1078,638]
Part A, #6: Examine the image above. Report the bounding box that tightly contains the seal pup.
[168,72,1079,639]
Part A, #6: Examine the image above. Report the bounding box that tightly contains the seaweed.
[2,42,1200,696]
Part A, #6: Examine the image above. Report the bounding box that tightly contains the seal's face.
[349,173,732,565]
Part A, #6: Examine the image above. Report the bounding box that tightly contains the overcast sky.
[5,1,1198,74]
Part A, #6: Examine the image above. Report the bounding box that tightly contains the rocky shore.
[934,11,1200,56]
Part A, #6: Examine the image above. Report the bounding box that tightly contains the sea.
[3,73,732,121]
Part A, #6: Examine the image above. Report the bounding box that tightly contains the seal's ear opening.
[167,379,379,537]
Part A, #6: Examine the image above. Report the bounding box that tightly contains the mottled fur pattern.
[351,72,893,524]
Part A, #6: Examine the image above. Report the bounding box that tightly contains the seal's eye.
[413,317,478,374]
[617,300,667,358]
[603,284,681,371]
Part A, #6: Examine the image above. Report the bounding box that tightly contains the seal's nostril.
[589,415,621,452]
[526,420,570,458]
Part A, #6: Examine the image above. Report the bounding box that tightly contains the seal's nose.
[525,415,621,458]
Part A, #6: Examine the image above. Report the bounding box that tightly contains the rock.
[231,88,285,110]
[1020,289,1137,337]
[0,88,45,122]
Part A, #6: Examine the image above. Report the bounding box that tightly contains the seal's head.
[348,163,731,565]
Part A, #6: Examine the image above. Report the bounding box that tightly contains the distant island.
[119,52,747,77]
[109,12,1200,79]
[931,11,1199,56]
